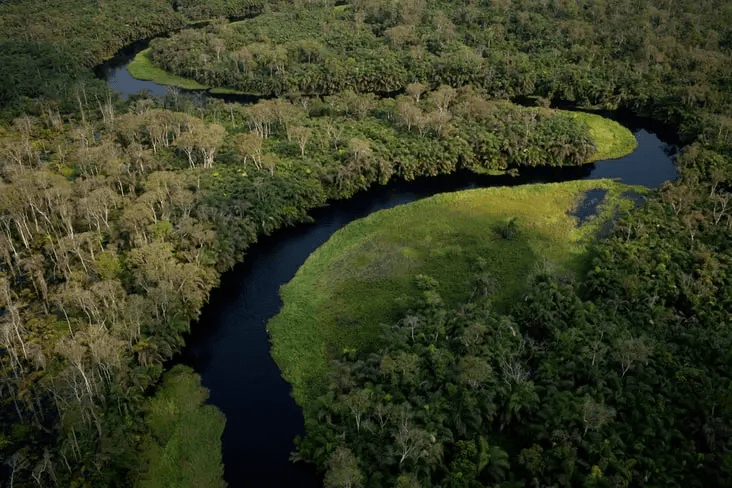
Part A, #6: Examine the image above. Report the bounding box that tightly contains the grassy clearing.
[127,48,208,90]
[571,112,638,161]
[268,180,646,405]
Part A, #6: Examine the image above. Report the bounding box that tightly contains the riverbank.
[5,0,730,485]
[570,112,638,161]
[128,48,208,90]
[268,179,646,406]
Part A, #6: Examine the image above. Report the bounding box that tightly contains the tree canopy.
[0,0,731,486]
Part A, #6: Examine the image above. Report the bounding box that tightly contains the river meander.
[99,45,679,487]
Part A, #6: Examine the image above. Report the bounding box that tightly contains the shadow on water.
[100,46,679,488]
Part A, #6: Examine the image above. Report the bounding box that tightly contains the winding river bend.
[100,50,679,487]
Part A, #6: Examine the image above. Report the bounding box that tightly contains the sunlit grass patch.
[127,48,208,90]
[571,112,638,161]
[268,179,644,406]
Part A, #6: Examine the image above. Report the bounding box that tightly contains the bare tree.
[260,155,277,176]
[327,122,344,150]
[291,125,312,156]
[5,450,29,488]
[97,92,115,127]
[340,389,372,432]
[396,98,423,132]
[405,82,427,103]
[401,314,421,342]
[385,24,416,47]
[500,359,530,385]
[55,335,95,399]
[176,131,198,168]
[247,100,276,138]
[660,182,693,216]
[712,192,730,225]
[393,417,440,466]
[233,132,264,169]
[209,37,226,62]
[428,110,453,136]
[348,138,372,163]
[31,448,57,487]
[380,352,420,385]
[682,210,704,244]
[324,446,364,488]
[198,123,226,168]
[0,277,28,362]
[582,398,616,435]
[372,402,393,430]
[86,325,124,384]
[616,336,652,377]
[429,85,457,113]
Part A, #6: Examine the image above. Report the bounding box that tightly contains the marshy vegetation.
[269,180,644,407]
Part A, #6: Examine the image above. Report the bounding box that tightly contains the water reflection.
[104,65,173,99]
[588,129,678,187]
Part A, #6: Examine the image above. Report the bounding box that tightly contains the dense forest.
[148,0,732,116]
[294,185,732,486]
[0,0,731,486]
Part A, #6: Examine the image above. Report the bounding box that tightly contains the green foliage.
[95,250,122,279]
[137,0,732,134]
[269,180,641,406]
[138,365,226,488]
[293,192,732,485]
[0,0,186,103]
[128,49,209,90]
[323,445,364,488]
[446,441,480,488]
[1,0,732,486]
[177,0,265,19]
[569,112,638,161]
[150,220,173,240]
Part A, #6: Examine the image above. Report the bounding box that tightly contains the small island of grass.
[268,179,646,406]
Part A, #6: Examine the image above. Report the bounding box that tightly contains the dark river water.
[101,54,679,487]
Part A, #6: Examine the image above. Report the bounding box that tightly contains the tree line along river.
[99,35,678,487]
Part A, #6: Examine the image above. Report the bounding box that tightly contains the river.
[100,49,679,488]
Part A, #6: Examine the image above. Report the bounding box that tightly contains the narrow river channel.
[101,50,679,487]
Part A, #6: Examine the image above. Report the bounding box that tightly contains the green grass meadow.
[268,180,645,405]
[571,112,638,161]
